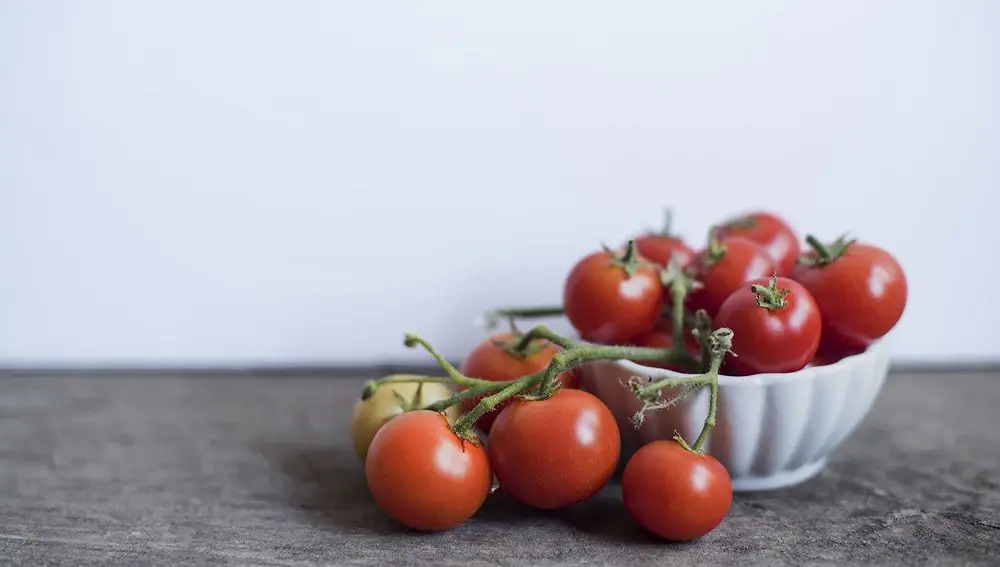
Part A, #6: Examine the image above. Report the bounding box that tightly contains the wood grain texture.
[0,372,997,566]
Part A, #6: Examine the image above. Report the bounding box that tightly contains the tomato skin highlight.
[687,237,776,318]
[633,234,695,269]
[792,242,907,351]
[718,211,800,276]
[714,276,822,375]
[622,440,732,542]
[365,411,492,531]
[488,389,620,510]
[563,249,664,345]
[459,333,576,433]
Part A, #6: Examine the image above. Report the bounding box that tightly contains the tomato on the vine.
[350,378,459,461]
[714,275,822,375]
[792,237,907,351]
[488,389,620,509]
[459,332,576,432]
[687,235,775,318]
[622,440,732,541]
[365,410,492,531]
[563,241,664,345]
[718,211,800,276]
[634,234,695,269]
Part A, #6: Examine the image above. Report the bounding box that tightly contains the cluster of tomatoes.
[352,209,907,542]
[566,209,908,374]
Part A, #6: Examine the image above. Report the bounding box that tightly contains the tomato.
[718,211,800,276]
[488,389,620,509]
[632,331,700,372]
[365,410,492,531]
[714,275,822,375]
[792,239,907,351]
[351,377,459,461]
[632,209,696,269]
[622,440,732,541]
[563,242,664,345]
[634,235,695,269]
[459,332,576,432]
[687,235,776,318]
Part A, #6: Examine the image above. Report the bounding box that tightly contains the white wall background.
[1,1,997,367]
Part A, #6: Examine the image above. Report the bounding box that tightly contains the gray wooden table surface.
[0,370,997,566]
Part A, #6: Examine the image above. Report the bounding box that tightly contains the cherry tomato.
[792,239,907,351]
[714,275,822,375]
[632,331,700,372]
[350,377,459,461]
[632,209,696,269]
[488,389,620,509]
[634,235,695,269]
[718,211,800,276]
[365,410,492,531]
[687,235,776,318]
[563,242,664,345]
[622,440,732,541]
[459,332,576,432]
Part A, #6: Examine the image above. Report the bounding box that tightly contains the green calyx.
[722,214,758,231]
[702,227,728,266]
[605,239,642,278]
[799,234,855,267]
[750,274,790,310]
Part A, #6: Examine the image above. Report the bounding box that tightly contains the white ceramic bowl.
[579,337,892,492]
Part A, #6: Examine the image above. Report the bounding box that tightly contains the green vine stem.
[510,325,578,352]
[398,324,734,453]
[629,327,734,453]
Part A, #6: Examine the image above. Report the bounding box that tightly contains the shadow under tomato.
[254,441,414,534]
[554,488,663,544]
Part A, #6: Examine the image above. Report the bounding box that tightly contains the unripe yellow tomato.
[350,376,458,462]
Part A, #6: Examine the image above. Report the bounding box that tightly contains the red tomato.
[631,209,696,269]
[563,242,664,345]
[488,389,620,509]
[792,239,907,351]
[687,236,776,318]
[714,275,822,375]
[634,235,695,269]
[459,332,576,432]
[365,410,492,531]
[622,440,732,541]
[718,211,800,276]
[632,331,700,372]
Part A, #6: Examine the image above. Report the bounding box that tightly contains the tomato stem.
[629,328,734,454]
[509,325,578,353]
[702,227,728,266]
[799,233,856,267]
[421,379,518,413]
[605,239,642,278]
[480,306,565,330]
[661,259,701,372]
[451,374,540,434]
[751,273,789,310]
[657,207,676,238]
[402,334,497,389]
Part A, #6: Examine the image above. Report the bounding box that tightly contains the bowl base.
[731,458,828,492]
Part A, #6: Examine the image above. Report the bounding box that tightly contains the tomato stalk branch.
[480,306,565,330]
[628,328,734,454]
